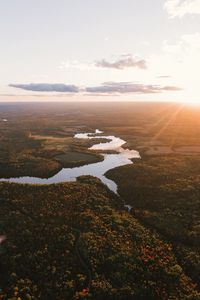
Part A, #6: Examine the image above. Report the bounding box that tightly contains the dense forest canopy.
[1,102,200,299]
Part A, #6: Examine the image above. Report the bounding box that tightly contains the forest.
[107,155,200,289]
[1,102,200,299]
[0,177,199,300]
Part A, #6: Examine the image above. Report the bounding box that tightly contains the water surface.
[0,129,140,194]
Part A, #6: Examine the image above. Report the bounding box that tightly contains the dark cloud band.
[9,83,79,93]
[9,82,181,95]
[86,82,181,94]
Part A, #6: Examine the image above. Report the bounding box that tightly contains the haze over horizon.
[1,0,200,103]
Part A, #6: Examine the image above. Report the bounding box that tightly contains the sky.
[1,0,200,103]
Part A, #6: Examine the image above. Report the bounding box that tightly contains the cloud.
[85,82,181,94]
[164,0,200,18]
[163,33,200,56]
[59,60,96,71]
[157,75,172,78]
[60,55,147,71]
[9,82,181,96]
[95,54,147,70]
[9,83,80,93]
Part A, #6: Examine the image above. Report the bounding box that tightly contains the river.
[0,129,140,194]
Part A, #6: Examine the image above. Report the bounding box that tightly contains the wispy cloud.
[95,54,147,70]
[163,33,200,55]
[9,82,181,96]
[85,82,181,94]
[60,54,147,71]
[157,75,172,78]
[9,83,80,93]
[59,60,96,71]
[164,0,200,18]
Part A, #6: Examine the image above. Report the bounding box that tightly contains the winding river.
[0,129,140,194]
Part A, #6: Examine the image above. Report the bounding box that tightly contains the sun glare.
[183,100,200,107]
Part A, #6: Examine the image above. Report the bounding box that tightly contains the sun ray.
[150,104,184,144]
